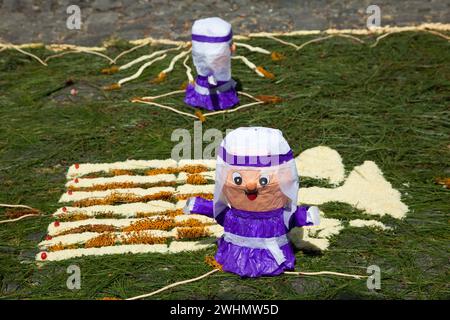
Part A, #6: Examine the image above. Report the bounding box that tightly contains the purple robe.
[188,197,314,278]
[184,75,239,111]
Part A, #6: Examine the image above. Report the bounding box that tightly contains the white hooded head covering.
[191,17,233,83]
[214,127,299,227]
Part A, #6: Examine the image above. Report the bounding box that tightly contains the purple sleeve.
[188,197,228,226]
[289,205,314,228]
[190,197,214,218]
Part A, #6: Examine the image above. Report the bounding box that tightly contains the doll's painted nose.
[246,181,257,191]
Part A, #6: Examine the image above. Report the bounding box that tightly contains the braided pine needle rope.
[0,203,41,224]
[370,29,450,47]
[117,54,167,87]
[132,91,265,120]
[118,46,182,71]
[131,98,199,119]
[234,42,271,55]
[232,55,265,77]
[1,23,449,66]
[125,267,367,300]
[203,101,265,118]
[141,90,185,100]
[183,55,194,83]
[112,42,149,64]
[160,49,192,75]
[45,48,115,64]
[126,269,219,300]
[0,44,47,66]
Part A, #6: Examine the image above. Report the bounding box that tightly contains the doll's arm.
[183,197,228,226]
[183,197,214,218]
[289,205,321,228]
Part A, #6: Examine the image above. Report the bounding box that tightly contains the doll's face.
[222,169,289,212]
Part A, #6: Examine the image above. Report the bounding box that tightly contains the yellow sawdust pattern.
[175,218,208,228]
[205,255,223,271]
[68,181,176,192]
[120,232,167,245]
[136,208,183,218]
[72,191,175,207]
[48,242,78,252]
[176,193,214,200]
[109,169,136,176]
[186,174,208,185]
[146,165,208,176]
[122,217,174,232]
[85,233,117,248]
[58,213,90,222]
[176,226,211,239]
[58,224,117,236]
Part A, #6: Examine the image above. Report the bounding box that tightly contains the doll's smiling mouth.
[245,190,258,201]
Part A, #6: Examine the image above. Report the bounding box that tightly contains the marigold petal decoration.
[205,256,223,271]
[180,80,189,90]
[195,111,206,122]
[271,51,285,61]
[85,233,117,248]
[186,174,208,185]
[176,226,211,239]
[256,66,275,79]
[435,177,450,189]
[103,83,121,91]
[151,71,167,84]
[101,66,119,75]
[255,95,283,104]
[5,208,40,219]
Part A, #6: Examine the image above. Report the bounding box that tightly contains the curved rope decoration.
[0,203,41,224]
[125,267,367,300]
[116,54,167,87]
[1,24,449,66]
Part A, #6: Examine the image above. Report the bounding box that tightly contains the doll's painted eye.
[232,172,242,185]
[259,174,270,186]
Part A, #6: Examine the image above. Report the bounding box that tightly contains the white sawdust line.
[36,240,216,262]
[39,224,223,249]
[176,184,215,195]
[65,174,177,189]
[59,186,175,203]
[53,201,176,218]
[177,159,217,169]
[47,214,216,236]
[67,159,177,179]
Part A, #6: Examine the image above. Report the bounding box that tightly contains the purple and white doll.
[184,127,320,277]
[184,17,240,111]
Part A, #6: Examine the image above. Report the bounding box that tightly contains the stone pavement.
[0,0,449,45]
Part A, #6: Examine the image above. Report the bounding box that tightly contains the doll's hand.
[183,197,196,215]
[207,75,217,86]
[306,206,321,226]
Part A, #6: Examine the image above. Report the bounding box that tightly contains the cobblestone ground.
[0,0,449,45]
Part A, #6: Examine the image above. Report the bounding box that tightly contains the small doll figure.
[184,17,240,111]
[184,127,320,277]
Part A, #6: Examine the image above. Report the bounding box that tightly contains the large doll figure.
[184,17,240,111]
[184,127,320,277]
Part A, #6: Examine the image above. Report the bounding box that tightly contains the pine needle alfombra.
[38,145,407,262]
